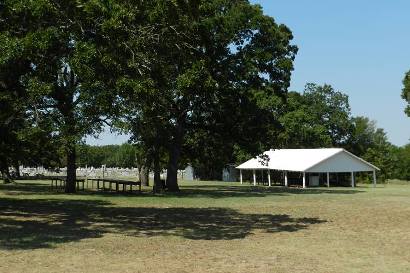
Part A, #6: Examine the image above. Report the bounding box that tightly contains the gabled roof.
[236,148,379,172]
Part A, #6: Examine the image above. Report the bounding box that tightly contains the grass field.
[0,180,409,273]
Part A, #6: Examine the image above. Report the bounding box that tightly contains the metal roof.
[236,148,380,172]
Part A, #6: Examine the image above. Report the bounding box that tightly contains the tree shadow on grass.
[0,182,54,195]
[0,197,326,250]
[171,184,364,198]
[0,181,364,199]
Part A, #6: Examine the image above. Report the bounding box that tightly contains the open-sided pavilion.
[236,148,379,188]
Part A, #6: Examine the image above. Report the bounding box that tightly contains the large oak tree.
[0,0,116,191]
[114,0,297,191]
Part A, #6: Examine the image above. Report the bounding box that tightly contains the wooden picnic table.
[87,178,142,193]
[50,177,86,191]
[50,176,64,189]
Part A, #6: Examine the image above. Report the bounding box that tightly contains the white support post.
[253,170,256,186]
[302,172,306,188]
[373,170,377,188]
[284,171,288,187]
[351,172,355,188]
[327,172,330,188]
[268,169,271,187]
[240,169,243,184]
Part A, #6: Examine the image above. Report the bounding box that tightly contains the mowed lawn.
[0,180,410,273]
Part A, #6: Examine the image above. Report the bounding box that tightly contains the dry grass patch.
[0,180,409,273]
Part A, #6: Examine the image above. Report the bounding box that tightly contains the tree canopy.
[0,0,119,191]
[278,84,352,149]
[0,0,408,188]
[111,0,297,191]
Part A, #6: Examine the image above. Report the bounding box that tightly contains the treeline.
[76,144,137,169]
[1,1,409,192]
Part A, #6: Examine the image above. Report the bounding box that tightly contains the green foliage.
[280,91,332,148]
[348,117,376,156]
[0,0,118,190]
[112,0,297,187]
[402,70,410,116]
[349,117,395,182]
[1,0,407,187]
[0,17,63,181]
[279,84,352,149]
[390,145,410,181]
[76,143,137,169]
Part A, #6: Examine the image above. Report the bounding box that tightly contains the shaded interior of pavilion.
[238,169,377,188]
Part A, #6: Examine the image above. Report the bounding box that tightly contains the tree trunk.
[166,121,184,192]
[1,170,12,184]
[13,161,20,179]
[166,145,180,191]
[65,143,76,193]
[167,122,184,192]
[140,166,149,186]
[166,143,181,192]
[0,159,12,184]
[153,146,162,193]
[54,68,79,193]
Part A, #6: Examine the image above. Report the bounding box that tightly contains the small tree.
[403,71,410,117]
